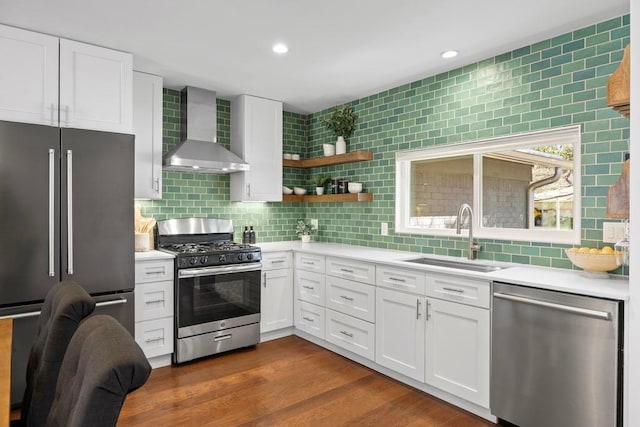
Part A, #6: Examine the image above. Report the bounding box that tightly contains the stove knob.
[219,255,226,263]
[247,253,253,260]
[237,254,244,261]
[200,256,208,264]
[189,258,197,265]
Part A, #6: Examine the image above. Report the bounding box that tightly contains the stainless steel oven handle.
[493,292,611,320]
[178,263,262,278]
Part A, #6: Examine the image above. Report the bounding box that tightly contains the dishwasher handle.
[493,292,611,321]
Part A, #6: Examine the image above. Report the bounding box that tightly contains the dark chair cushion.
[46,315,152,427]
[21,280,95,427]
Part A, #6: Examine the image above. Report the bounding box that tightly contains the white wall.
[627,1,638,426]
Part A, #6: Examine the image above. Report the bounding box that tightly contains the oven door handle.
[178,263,262,278]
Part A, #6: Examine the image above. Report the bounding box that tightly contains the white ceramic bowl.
[348,182,363,193]
[293,187,307,195]
[283,153,292,160]
[282,186,293,195]
[565,249,621,272]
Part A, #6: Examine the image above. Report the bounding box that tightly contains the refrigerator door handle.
[66,149,74,275]
[48,148,56,277]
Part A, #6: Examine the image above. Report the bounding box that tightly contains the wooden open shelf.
[283,151,373,168]
[282,193,373,203]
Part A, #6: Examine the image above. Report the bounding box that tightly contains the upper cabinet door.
[59,39,133,133]
[230,95,283,202]
[0,24,59,126]
[133,71,163,199]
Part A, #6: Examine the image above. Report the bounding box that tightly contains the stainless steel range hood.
[163,86,249,173]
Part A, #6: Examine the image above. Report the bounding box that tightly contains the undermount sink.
[403,257,506,273]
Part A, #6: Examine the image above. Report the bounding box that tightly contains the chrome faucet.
[456,203,481,260]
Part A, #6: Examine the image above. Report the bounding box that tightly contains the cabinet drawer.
[135,317,173,359]
[295,253,325,273]
[135,259,173,284]
[426,275,490,308]
[325,276,375,323]
[262,251,293,270]
[326,257,375,285]
[326,309,375,361]
[376,266,427,295]
[295,300,325,339]
[295,270,325,306]
[135,280,173,322]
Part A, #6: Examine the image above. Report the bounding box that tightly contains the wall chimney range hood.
[162,86,249,173]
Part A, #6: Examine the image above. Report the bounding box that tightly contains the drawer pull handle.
[145,299,165,305]
[340,330,354,338]
[389,277,406,283]
[145,268,165,275]
[302,285,315,290]
[303,261,315,265]
[443,287,465,294]
[302,316,314,322]
[271,260,285,264]
[340,268,354,273]
[214,334,232,342]
[145,337,164,343]
[340,295,354,301]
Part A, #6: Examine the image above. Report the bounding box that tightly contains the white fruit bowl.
[293,187,307,195]
[565,249,621,273]
[348,182,363,193]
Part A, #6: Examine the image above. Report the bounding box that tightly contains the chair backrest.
[21,280,95,427]
[46,315,152,427]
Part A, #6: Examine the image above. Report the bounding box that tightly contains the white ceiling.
[0,0,630,114]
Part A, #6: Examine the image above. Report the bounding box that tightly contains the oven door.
[177,263,261,338]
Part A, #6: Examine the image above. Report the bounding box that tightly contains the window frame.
[394,126,582,245]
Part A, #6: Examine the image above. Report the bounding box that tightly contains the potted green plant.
[296,219,316,243]
[310,175,331,195]
[323,105,357,155]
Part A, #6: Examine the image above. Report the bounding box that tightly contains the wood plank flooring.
[118,336,495,427]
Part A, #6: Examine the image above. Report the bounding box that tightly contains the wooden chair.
[19,280,95,427]
[45,315,151,427]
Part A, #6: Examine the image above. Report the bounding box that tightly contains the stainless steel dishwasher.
[491,282,623,427]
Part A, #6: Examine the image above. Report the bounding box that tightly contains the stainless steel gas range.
[156,218,262,364]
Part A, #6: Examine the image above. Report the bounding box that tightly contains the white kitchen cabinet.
[376,265,427,295]
[260,252,293,333]
[425,297,490,407]
[59,39,132,132]
[0,24,133,133]
[375,287,426,381]
[134,257,174,368]
[133,71,163,199]
[325,309,375,361]
[295,253,325,274]
[295,299,325,339]
[325,275,375,323]
[230,94,282,201]
[326,257,375,285]
[0,24,59,125]
[295,269,325,306]
[426,274,491,308]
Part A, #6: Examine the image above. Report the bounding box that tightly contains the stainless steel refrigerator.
[0,120,135,405]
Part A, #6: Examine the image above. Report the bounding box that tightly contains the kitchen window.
[395,126,581,244]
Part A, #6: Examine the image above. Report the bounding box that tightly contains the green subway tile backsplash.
[138,14,628,275]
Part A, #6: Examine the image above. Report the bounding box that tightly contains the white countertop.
[134,249,175,261]
[258,241,629,300]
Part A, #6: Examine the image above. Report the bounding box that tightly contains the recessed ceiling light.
[272,43,289,54]
[441,50,458,59]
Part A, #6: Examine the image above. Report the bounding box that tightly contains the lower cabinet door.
[425,298,490,408]
[325,309,375,361]
[294,300,325,339]
[260,268,293,333]
[135,317,174,359]
[375,287,425,381]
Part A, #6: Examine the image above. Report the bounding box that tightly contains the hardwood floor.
[118,336,495,426]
